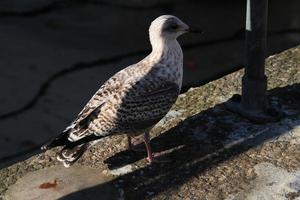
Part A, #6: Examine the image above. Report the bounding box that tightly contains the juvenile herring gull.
[42,15,200,167]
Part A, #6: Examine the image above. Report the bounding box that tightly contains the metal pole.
[242,0,268,111]
[225,0,280,123]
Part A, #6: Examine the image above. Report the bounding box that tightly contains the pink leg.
[127,135,145,152]
[143,131,154,163]
[143,132,172,163]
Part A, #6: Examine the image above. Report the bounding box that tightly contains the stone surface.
[0,0,300,198]
[0,0,299,167]
[0,46,299,200]
[228,163,300,200]
[5,165,118,200]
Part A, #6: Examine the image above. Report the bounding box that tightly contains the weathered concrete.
[0,0,299,167]
[5,166,118,200]
[227,162,300,200]
[1,46,299,200]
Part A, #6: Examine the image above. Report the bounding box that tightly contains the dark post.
[225,0,281,123]
[242,0,268,111]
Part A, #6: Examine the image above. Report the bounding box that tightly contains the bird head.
[149,15,201,43]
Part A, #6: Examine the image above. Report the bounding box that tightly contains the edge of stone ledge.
[0,45,299,196]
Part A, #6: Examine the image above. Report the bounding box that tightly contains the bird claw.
[127,135,144,152]
[146,153,171,164]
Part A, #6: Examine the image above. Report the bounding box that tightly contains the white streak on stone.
[106,165,133,176]
[227,163,300,200]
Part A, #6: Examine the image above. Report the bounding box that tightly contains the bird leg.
[127,135,145,152]
[143,131,154,163]
[127,135,133,150]
[143,132,172,164]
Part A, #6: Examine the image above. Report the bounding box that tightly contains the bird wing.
[63,70,126,137]
[65,61,180,139]
[68,80,180,140]
[114,81,180,133]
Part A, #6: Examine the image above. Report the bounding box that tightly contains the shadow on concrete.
[58,83,300,199]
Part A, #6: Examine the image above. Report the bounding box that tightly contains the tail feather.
[57,143,89,168]
[42,131,105,168]
[41,131,70,150]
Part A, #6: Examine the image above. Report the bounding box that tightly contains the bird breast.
[159,44,183,89]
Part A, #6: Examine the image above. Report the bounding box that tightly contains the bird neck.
[149,37,181,61]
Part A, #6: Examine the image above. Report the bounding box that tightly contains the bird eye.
[170,24,178,30]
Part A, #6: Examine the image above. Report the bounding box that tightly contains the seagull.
[41,15,201,167]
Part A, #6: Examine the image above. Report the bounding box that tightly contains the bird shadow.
[58,83,300,200]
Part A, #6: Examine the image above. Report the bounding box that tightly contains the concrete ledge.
[1,46,300,199]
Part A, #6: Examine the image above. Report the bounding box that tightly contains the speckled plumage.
[42,15,191,167]
[68,43,182,140]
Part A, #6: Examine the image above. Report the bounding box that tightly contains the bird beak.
[186,27,203,34]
